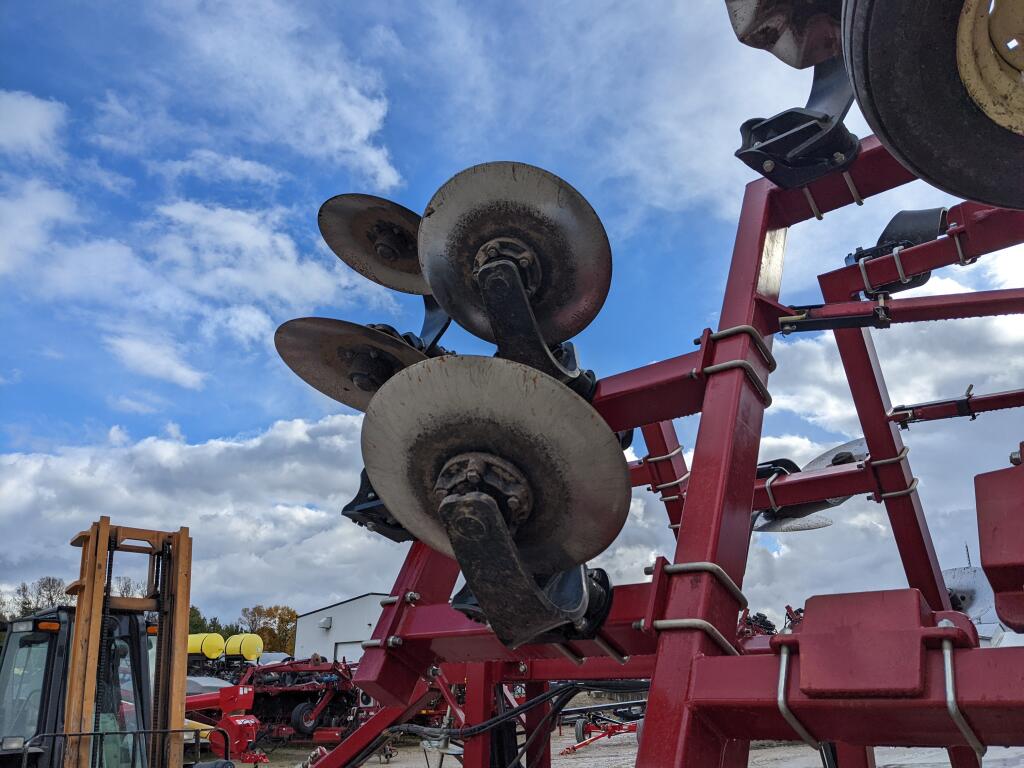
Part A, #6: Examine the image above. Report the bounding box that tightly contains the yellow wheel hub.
[957,0,1024,135]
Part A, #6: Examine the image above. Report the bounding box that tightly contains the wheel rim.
[957,0,1024,136]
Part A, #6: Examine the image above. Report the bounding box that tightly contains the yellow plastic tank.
[224,633,264,661]
[187,632,226,660]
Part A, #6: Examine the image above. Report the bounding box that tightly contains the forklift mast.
[0,518,192,768]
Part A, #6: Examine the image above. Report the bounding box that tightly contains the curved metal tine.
[420,294,452,353]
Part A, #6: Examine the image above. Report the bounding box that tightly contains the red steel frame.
[316,136,1024,768]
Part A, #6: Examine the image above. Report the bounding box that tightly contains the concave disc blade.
[275,317,426,412]
[361,355,630,575]
[319,194,430,294]
[418,162,612,344]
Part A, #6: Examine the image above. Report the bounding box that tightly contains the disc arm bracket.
[475,259,597,400]
[439,489,608,649]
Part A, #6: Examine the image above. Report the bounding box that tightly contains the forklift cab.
[0,606,155,767]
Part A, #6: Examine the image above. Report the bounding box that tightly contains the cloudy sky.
[1,1,1021,626]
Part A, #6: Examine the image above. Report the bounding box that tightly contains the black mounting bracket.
[342,469,415,543]
[736,56,859,189]
[844,207,947,297]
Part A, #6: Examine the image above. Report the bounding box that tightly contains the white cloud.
[146,0,399,190]
[77,158,135,195]
[107,425,130,446]
[0,90,68,163]
[0,414,394,619]
[153,149,285,186]
[89,91,187,156]
[104,334,206,390]
[108,392,167,415]
[0,178,78,275]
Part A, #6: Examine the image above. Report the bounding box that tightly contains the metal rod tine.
[551,642,584,666]
[593,633,629,665]
[802,187,824,220]
[842,171,864,205]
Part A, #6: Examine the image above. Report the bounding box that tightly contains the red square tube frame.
[318,136,1024,768]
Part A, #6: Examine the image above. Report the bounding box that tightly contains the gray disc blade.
[418,162,612,344]
[275,318,426,412]
[319,194,429,295]
[361,355,631,575]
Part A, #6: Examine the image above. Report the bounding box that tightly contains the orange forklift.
[0,517,236,768]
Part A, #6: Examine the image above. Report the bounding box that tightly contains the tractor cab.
[0,606,155,767]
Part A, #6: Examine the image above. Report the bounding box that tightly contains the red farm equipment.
[271,1,1024,765]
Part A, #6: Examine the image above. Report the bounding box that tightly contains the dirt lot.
[263,736,1024,767]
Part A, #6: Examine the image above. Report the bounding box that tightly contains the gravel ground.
[264,736,1024,768]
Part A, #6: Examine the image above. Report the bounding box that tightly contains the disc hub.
[473,237,542,296]
[957,0,1024,136]
[341,346,403,392]
[368,220,416,264]
[433,452,533,533]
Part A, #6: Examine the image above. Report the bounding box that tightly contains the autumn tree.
[189,605,243,638]
[239,604,298,654]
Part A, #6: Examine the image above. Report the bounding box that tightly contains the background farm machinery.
[186,636,450,751]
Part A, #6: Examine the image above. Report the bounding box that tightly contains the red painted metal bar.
[891,387,1024,426]
[689,648,1024,745]
[640,421,689,530]
[393,583,658,664]
[818,202,1024,301]
[631,460,876,517]
[523,682,552,768]
[462,663,496,767]
[313,680,433,768]
[819,295,951,609]
[770,136,917,228]
[637,175,782,766]
[750,462,876,511]
[592,351,705,431]
[784,287,1024,330]
[354,543,460,705]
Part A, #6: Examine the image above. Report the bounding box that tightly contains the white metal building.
[293,593,388,663]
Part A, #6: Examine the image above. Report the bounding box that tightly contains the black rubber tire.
[574,718,587,744]
[843,0,1024,209]
[290,701,318,735]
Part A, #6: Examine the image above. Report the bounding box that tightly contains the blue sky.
[2,1,1021,622]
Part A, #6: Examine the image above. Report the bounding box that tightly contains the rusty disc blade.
[361,355,631,575]
[275,318,427,411]
[318,194,429,294]
[418,162,612,344]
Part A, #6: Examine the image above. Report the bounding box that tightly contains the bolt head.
[833,151,845,163]
[762,159,775,173]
